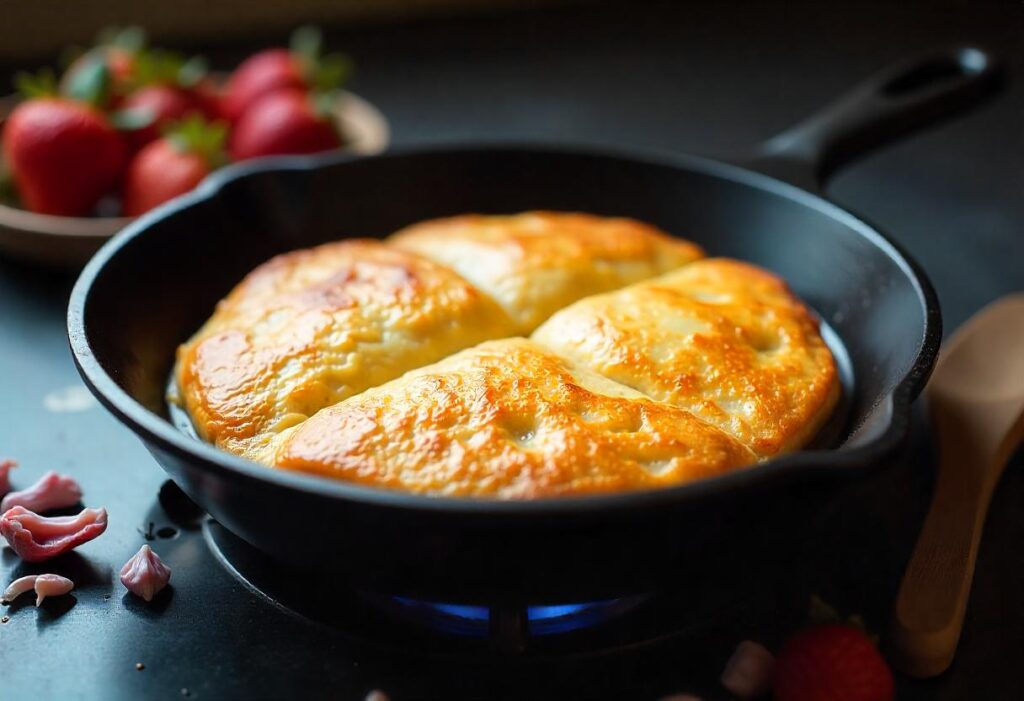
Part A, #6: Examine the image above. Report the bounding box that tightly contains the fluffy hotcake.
[178,212,838,497]
[175,239,516,460]
[389,211,704,332]
[271,338,757,498]
[532,259,839,457]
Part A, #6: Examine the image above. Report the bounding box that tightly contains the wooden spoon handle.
[890,403,1019,677]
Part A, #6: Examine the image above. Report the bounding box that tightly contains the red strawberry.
[2,98,126,216]
[221,26,351,122]
[191,80,225,122]
[774,624,894,701]
[121,117,226,216]
[222,49,306,123]
[119,83,220,150]
[229,89,340,161]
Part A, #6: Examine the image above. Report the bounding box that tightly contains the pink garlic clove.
[0,460,16,497]
[720,640,775,699]
[0,506,108,562]
[0,470,83,513]
[2,574,37,603]
[33,574,74,606]
[120,544,171,602]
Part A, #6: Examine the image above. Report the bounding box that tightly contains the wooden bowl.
[0,90,389,269]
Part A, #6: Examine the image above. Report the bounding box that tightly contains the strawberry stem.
[128,49,208,89]
[313,53,353,93]
[289,25,352,93]
[165,115,230,169]
[15,68,58,98]
[110,107,157,132]
[61,59,112,107]
[290,25,323,64]
[96,26,147,53]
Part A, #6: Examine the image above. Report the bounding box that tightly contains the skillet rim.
[66,142,941,515]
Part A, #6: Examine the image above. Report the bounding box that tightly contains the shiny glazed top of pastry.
[272,339,757,498]
[389,211,704,332]
[532,259,840,457]
[175,239,517,460]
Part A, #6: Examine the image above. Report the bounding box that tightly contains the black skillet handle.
[743,47,1003,191]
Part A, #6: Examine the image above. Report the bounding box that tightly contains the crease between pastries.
[389,211,704,333]
[270,338,758,498]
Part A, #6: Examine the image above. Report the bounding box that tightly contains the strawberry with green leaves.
[60,26,148,108]
[121,116,227,216]
[116,50,221,151]
[2,67,126,216]
[221,25,351,123]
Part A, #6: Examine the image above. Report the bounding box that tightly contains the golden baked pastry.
[532,258,839,457]
[177,211,839,499]
[272,338,757,498]
[389,211,704,332]
[175,239,517,460]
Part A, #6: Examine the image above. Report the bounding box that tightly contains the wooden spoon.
[891,293,1024,677]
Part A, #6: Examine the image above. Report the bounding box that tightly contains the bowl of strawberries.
[0,27,388,268]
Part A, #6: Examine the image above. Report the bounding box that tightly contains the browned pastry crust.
[175,239,516,460]
[389,211,704,332]
[273,338,757,498]
[532,259,840,457]
[176,212,838,498]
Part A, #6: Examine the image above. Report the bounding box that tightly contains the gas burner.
[378,596,649,637]
[361,594,650,651]
[201,517,778,660]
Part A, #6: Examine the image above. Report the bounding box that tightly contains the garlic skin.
[0,460,16,497]
[33,574,74,606]
[720,640,775,699]
[120,544,171,602]
[0,470,82,513]
[0,506,108,562]
[2,574,37,603]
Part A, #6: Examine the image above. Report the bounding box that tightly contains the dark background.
[1,1,1022,698]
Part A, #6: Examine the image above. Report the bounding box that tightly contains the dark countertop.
[1,1,1022,699]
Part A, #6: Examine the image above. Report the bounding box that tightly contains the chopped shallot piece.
[33,574,74,606]
[2,574,37,603]
[0,470,83,513]
[1,573,75,606]
[721,640,776,699]
[0,506,108,562]
[120,544,171,602]
[365,691,391,701]
[0,460,15,497]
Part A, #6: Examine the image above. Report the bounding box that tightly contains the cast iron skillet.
[69,48,1001,604]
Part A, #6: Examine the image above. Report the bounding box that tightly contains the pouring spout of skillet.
[67,47,1003,602]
